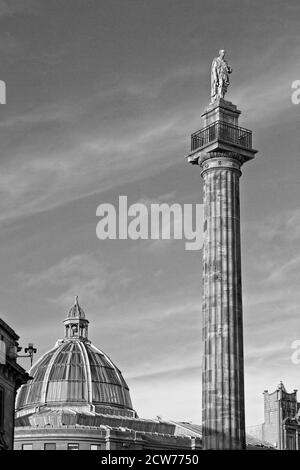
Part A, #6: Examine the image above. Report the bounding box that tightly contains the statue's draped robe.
[211,57,231,101]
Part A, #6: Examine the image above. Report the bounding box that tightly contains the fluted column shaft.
[201,154,245,450]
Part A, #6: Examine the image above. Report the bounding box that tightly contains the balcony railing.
[191,120,252,152]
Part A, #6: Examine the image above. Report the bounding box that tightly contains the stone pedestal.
[202,98,241,127]
[187,98,257,450]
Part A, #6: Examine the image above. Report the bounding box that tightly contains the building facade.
[247,382,300,450]
[0,318,30,450]
[14,297,202,451]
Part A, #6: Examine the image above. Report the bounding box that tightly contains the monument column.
[186,51,257,450]
[201,151,245,449]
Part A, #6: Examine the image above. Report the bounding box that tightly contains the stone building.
[0,318,30,450]
[247,382,300,450]
[14,297,272,451]
[14,297,202,451]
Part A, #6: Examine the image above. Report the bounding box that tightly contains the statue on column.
[211,50,232,103]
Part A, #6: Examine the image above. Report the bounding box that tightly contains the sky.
[0,0,299,427]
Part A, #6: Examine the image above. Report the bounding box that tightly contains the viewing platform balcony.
[191,120,252,152]
[187,120,257,165]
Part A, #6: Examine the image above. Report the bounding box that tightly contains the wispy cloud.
[0,107,185,225]
[0,0,39,18]
[231,39,300,125]
[0,37,298,226]
[19,253,108,305]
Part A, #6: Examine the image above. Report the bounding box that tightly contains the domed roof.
[16,298,134,416]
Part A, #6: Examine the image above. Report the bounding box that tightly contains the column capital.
[200,153,242,177]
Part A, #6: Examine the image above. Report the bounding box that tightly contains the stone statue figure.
[211,50,232,103]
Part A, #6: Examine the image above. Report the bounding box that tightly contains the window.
[0,339,6,364]
[0,387,4,430]
[44,443,56,450]
[287,435,295,450]
[22,444,33,450]
[91,444,104,450]
[67,443,79,450]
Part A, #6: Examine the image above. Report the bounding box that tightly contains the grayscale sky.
[0,0,299,426]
